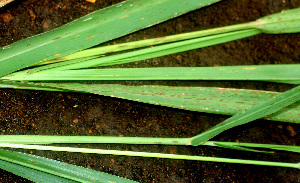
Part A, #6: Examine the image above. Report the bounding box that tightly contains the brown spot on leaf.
[120,15,127,18]
[53,37,62,40]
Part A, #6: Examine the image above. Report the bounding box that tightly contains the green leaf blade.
[30,83,300,123]
[6,65,299,85]
[258,8,300,34]
[190,85,300,145]
[0,149,137,183]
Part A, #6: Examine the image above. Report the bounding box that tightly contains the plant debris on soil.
[0,0,300,182]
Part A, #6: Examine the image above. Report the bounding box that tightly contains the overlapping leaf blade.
[0,0,221,77]
[24,29,260,71]
[0,144,299,169]
[0,159,76,183]
[207,141,300,153]
[0,149,137,183]
[190,85,300,145]
[5,65,299,85]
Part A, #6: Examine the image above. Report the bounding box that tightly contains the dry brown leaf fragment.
[86,0,96,3]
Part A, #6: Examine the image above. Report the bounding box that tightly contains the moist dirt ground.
[0,0,300,182]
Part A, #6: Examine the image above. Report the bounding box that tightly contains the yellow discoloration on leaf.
[243,67,258,70]
[120,15,128,18]
[100,75,120,76]
[54,54,61,57]
[86,36,94,39]
[30,161,38,165]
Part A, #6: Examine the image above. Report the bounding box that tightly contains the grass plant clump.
[0,0,299,182]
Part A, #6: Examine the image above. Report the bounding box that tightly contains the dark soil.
[1,0,300,182]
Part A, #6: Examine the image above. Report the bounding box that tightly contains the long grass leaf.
[3,81,299,123]
[0,149,137,183]
[190,85,300,145]
[6,65,299,85]
[0,136,188,145]
[31,83,299,123]
[0,144,299,169]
